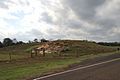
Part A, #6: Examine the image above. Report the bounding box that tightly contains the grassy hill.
[53,40,116,55]
[0,40,117,61]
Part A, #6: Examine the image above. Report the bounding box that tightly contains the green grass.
[0,58,79,80]
[0,51,119,80]
[0,54,26,61]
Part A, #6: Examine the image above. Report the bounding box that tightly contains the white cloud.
[96,0,120,19]
[0,0,120,42]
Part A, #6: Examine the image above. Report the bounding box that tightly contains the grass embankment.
[0,40,119,80]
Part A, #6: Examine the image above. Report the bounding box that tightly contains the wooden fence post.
[76,48,79,57]
[43,48,45,57]
[9,52,12,62]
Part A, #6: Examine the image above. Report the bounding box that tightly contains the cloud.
[62,0,105,20]
[40,12,54,24]
[0,0,120,42]
[10,29,43,42]
[0,0,12,9]
[57,0,120,42]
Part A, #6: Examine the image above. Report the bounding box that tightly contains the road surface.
[34,53,120,80]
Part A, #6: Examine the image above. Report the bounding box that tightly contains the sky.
[0,0,120,42]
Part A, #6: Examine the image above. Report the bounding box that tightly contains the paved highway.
[34,53,120,80]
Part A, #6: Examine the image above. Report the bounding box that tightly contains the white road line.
[33,58,120,80]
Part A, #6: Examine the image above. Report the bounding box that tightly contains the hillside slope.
[0,40,117,61]
[43,40,116,56]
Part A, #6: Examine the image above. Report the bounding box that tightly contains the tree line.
[0,38,49,48]
[0,38,24,48]
[97,42,120,46]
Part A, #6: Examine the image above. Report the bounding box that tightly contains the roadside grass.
[0,58,76,80]
[0,51,119,80]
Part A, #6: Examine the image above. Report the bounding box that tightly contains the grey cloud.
[0,0,9,9]
[27,29,44,38]
[18,0,30,6]
[21,0,119,42]
[56,0,120,42]
[63,20,82,29]
[40,12,54,24]
[1,0,120,42]
[63,0,105,20]
[46,28,67,39]
[0,0,29,9]
[0,0,16,9]
[11,29,44,42]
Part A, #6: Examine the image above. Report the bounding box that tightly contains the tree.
[0,41,3,48]
[28,40,32,43]
[41,38,49,42]
[34,38,38,43]
[17,41,24,44]
[3,38,13,46]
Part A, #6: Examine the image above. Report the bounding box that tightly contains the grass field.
[0,43,40,61]
[0,40,119,80]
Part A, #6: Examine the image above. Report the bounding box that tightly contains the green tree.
[17,41,24,44]
[41,38,49,42]
[34,38,38,43]
[3,38,13,46]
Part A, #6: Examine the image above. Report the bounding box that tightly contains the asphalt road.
[34,53,120,80]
